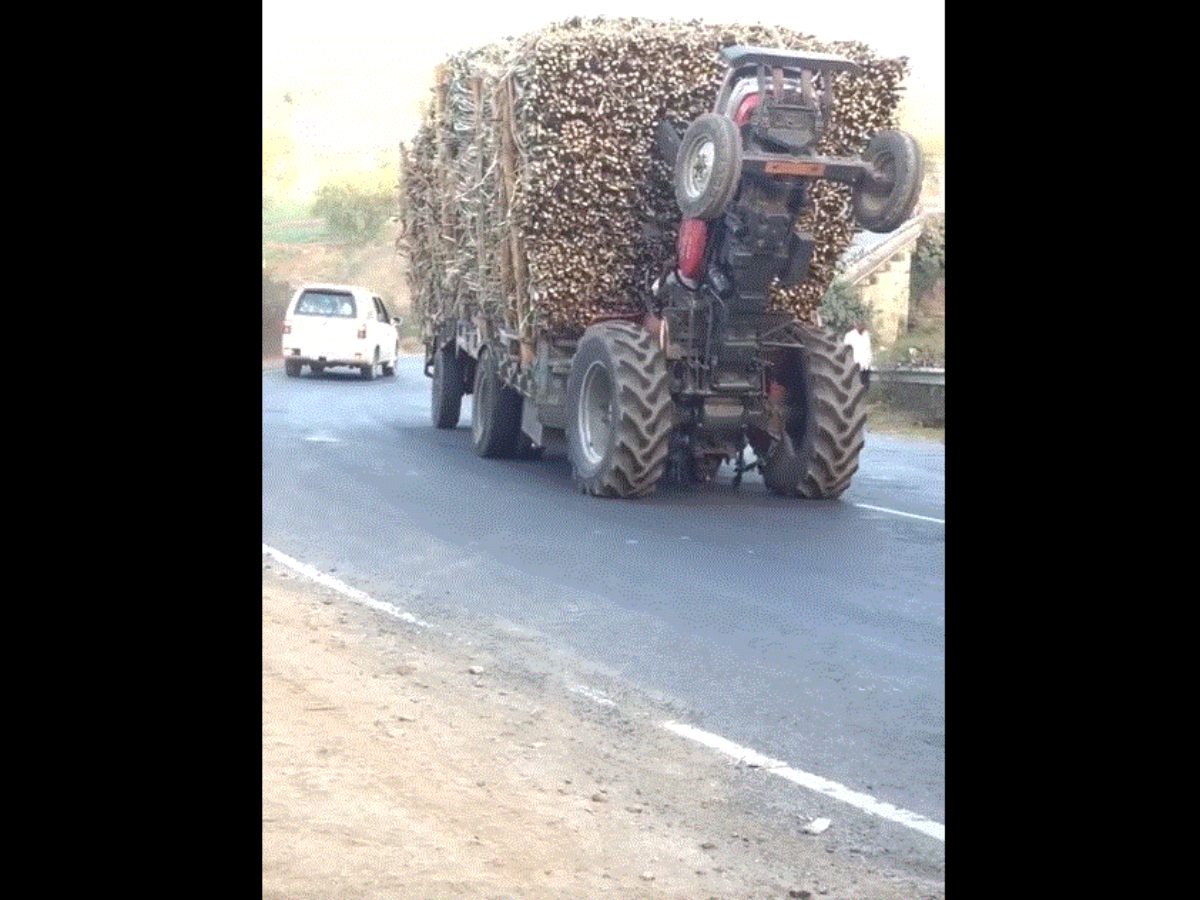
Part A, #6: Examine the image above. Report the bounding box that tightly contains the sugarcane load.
[399,17,922,498]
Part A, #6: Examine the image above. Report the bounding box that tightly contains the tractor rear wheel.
[763,324,867,499]
[566,321,673,498]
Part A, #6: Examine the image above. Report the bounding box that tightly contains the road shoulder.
[262,561,943,898]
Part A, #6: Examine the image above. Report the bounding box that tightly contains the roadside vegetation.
[262,271,293,359]
[876,213,945,369]
[818,280,871,336]
[311,184,395,245]
[263,198,327,246]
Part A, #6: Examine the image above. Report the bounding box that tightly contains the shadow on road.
[299,369,399,384]
[392,422,872,514]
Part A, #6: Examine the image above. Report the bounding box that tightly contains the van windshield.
[295,290,356,318]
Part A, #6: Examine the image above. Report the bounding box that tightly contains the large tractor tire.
[763,324,867,499]
[471,345,523,458]
[430,341,464,428]
[566,321,673,498]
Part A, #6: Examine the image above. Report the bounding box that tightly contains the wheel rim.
[684,138,715,200]
[472,356,490,443]
[578,361,613,466]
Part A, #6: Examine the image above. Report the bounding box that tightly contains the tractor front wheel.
[852,129,924,234]
[674,113,743,221]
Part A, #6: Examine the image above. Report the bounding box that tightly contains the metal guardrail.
[874,367,945,386]
[839,218,924,285]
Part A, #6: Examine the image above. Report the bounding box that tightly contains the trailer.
[407,38,921,498]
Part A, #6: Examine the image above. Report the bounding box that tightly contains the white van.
[281,283,402,380]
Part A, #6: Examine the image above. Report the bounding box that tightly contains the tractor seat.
[719,45,861,76]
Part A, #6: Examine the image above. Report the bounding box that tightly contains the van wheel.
[361,348,379,381]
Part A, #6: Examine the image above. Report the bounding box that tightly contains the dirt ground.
[262,563,943,898]
[863,402,945,443]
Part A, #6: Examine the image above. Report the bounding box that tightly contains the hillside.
[264,220,408,304]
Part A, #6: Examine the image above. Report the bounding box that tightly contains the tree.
[911,213,945,301]
[818,280,872,336]
[262,271,293,358]
[312,184,395,244]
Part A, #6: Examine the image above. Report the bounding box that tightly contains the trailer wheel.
[763,324,867,499]
[567,321,673,498]
[284,359,301,377]
[852,129,924,234]
[471,345,523,458]
[431,342,464,428]
[674,113,742,220]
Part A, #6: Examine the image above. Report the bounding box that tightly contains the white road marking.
[569,684,618,707]
[304,433,341,443]
[262,544,429,628]
[852,503,945,524]
[660,721,945,842]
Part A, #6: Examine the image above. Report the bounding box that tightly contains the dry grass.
[865,401,944,443]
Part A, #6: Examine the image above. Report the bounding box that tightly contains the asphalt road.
[262,357,945,869]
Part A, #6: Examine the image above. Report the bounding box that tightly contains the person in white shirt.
[843,320,873,388]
